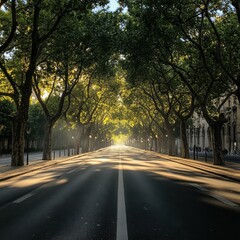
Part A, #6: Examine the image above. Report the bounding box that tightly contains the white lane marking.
[189,183,208,192]
[190,183,238,207]
[210,194,239,207]
[66,169,76,174]
[116,154,128,240]
[13,193,34,204]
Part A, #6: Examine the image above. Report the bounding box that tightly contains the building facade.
[187,95,240,154]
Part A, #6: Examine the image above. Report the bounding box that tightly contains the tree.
[121,0,234,164]
[33,18,84,159]
[0,1,76,165]
[63,10,121,153]
[0,0,108,165]
[163,0,233,164]
[125,84,165,151]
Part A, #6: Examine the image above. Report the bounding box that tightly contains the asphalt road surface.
[0,146,239,240]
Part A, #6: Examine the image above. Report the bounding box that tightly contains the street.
[0,146,239,240]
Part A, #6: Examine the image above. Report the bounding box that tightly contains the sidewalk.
[0,155,80,182]
[0,148,105,181]
[144,150,240,182]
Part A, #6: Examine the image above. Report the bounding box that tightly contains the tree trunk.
[157,137,161,152]
[82,138,89,153]
[158,132,163,152]
[11,118,26,166]
[82,127,90,153]
[75,130,81,155]
[166,126,175,156]
[180,120,190,158]
[11,89,31,166]
[42,121,53,160]
[80,125,87,153]
[75,124,84,154]
[153,137,157,152]
[210,123,224,165]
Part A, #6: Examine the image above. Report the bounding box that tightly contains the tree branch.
[204,1,237,85]
[0,0,17,54]
[0,61,19,96]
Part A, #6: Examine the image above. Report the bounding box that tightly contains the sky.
[108,0,120,11]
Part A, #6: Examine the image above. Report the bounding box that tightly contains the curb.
[0,149,104,182]
[144,150,240,183]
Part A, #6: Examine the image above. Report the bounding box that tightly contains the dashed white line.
[13,193,34,204]
[116,154,128,240]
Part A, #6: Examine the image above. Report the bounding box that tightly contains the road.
[0,146,239,240]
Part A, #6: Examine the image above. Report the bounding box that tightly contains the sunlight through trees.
[1,0,240,165]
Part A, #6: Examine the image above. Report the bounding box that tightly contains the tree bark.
[209,122,224,165]
[82,127,90,153]
[11,118,26,166]
[166,125,175,156]
[75,131,81,155]
[180,120,189,158]
[82,138,89,153]
[11,88,31,166]
[42,121,53,160]
[74,124,84,154]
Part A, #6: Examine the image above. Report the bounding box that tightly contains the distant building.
[187,95,240,154]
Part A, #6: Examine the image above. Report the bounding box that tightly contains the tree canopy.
[1,0,239,165]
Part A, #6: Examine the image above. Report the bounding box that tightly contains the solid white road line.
[116,154,128,240]
[66,169,77,174]
[189,183,208,192]
[210,193,239,207]
[13,193,34,204]
[189,183,239,207]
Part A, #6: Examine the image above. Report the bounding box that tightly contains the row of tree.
[1,0,240,166]
[0,0,123,166]
[118,0,240,165]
